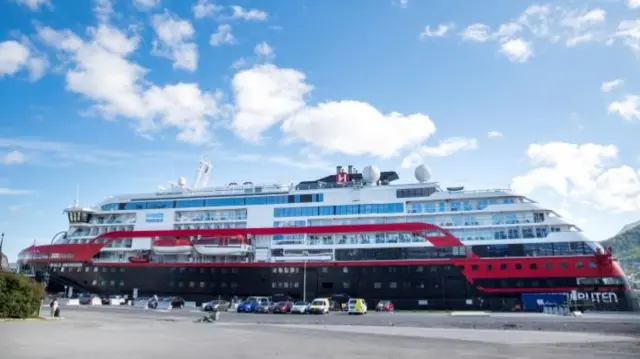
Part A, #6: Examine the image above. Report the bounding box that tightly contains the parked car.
[347,298,368,315]
[79,294,100,305]
[290,301,309,314]
[308,298,330,314]
[202,300,230,312]
[255,301,272,313]
[101,295,125,305]
[376,300,395,312]
[272,301,294,314]
[237,296,269,313]
[165,296,185,309]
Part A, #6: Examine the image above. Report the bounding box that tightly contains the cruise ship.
[17,160,639,311]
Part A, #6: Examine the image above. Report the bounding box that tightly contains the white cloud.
[283,101,437,158]
[37,24,223,144]
[230,6,268,21]
[0,40,47,81]
[401,137,478,168]
[488,131,503,138]
[0,188,34,196]
[11,0,51,11]
[560,9,606,30]
[392,0,408,8]
[193,0,222,19]
[500,38,532,62]
[254,41,274,59]
[231,65,311,142]
[608,95,640,122]
[512,142,640,212]
[93,0,113,23]
[461,23,492,42]
[613,19,640,54]
[419,23,454,39]
[7,203,30,212]
[133,0,159,10]
[1,150,26,165]
[231,64,438,158]
[0,41,30,77]
[630,0,640,9]
[601,79,624,92]
[151,11,198,71]
[209,24,235,47]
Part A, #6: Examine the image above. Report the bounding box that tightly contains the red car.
[376,300,395,312]
[272,301,294,313]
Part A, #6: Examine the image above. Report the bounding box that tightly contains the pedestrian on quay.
[50,297,59,317]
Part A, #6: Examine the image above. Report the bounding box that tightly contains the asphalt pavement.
[1,306,638,359]
[53,304,640,337]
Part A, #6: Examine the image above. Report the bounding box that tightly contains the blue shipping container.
[521,293,567,312]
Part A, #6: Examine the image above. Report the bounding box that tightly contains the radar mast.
[192,157,212,189]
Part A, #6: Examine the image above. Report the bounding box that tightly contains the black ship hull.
[33,262,639,312]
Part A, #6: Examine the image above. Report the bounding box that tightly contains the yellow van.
[347,298,367,315]
[308,298,330,314]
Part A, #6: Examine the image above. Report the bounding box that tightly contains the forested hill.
[601,221,640,269]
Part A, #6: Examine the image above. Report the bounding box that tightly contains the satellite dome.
[362,165,381,184]
[178,177,187,186]
[414,164,431,183]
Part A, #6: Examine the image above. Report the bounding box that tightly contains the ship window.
[210,268,216,274]
[231,268,239,274]
[588,262,597,269]
[84,267,90,272]
[231,282,237,288]
[575,262,583,269]
[416,266,424,272]
[389,282,397,289]
[457,265,465,271]
[486,264,493,271]
[544,263,553,270]
[120,268,125,273]
[471,265,479,271]
[560,262,568,269]
[343,282,350,288]
[343,267,348,273]
[200,268,206,274]
[180,268,186,273]
[389,267,397,273]
[531,280,540,287]
[199,282,205,288]
[221,268,227,274]
[209,282,216,288]
[321,267,328,273]
[169,281,175,287]
[516,280,524,287]
[500,264,508,270]
[529,263,537,270]
[102,267,107,272]
[272,282,276,288]
[221,282,227,288]
[93,267,98,272]
[272,268,277,273]
[374,282,382,289]
[99,280,105,286]
[178,282,184,288]
[294,282,299,288]
[515,263,522,270]
[92,280,97,285]
[111,268,116,273]
[189,281,195,288]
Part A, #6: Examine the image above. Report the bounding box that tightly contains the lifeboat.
[193,235,251,256]
[152,238,192,254]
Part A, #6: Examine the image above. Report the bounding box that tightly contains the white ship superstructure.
[51,160,590,265]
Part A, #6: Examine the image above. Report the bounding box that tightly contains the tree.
[0,272,45,318]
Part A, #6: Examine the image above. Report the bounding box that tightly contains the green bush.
[0,272,45,318]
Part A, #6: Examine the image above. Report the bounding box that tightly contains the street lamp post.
[302,250,309,303]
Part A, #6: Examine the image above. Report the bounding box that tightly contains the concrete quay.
[1,306,637,359]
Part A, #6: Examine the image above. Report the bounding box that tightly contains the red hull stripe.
[477,286,627,294]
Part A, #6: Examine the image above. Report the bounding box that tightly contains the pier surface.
[1,307,638,358]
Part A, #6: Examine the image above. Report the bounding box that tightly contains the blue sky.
[1,0,639,260]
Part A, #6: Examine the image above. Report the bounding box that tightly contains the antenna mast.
[192,157,212,189]
[74,184,80,207]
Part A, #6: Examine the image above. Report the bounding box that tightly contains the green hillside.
[601,221,640,277]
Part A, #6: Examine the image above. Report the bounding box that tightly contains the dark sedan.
[272,301,294,314]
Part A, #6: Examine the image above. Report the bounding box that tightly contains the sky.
[1,0,639,260]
